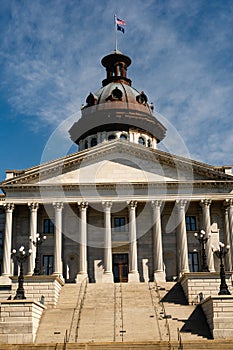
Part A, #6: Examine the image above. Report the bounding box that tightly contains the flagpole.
[114,14,117,51]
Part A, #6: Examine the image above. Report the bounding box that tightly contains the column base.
[0,275,12,285]
[75,273,88,284]
[128,271,140,283]
[102,272,114,283]
[154,271,166,282]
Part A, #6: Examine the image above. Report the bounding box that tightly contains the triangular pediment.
[1,140,232,189]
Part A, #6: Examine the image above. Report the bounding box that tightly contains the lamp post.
[194,230,209,272]
[12,246,31,300]
[30,233,46,275]
[213,242,231,295]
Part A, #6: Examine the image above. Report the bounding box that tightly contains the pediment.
[1,140,232,189]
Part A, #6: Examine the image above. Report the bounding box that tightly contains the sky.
[0,0,233,182]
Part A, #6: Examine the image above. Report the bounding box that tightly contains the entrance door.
[113,253,128,283]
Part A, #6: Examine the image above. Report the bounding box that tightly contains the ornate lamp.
[213,242,231,295]
[30,233,46,275]
[194,229,209,272]
[12,246,31,300]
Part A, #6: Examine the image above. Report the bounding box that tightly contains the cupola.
[69,50,166,150]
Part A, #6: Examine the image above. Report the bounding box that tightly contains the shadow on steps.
[180,305,213,340]
[160,282,188,305]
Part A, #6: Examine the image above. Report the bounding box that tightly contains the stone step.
[1,340,233,349]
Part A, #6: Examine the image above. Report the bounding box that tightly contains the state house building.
[0,49,233,285]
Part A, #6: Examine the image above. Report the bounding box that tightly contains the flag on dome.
[115,17,126,33]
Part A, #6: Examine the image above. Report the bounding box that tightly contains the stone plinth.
[201,295,233,339]
[10,275,64,308]
[0,300,46,344]
[179,272,233,304]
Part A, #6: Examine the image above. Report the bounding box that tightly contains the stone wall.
[10,275,64,308]
[201,296,233,339]
[179,272,233,304]
[0,300,45,344]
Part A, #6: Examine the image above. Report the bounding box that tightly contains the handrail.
[66,277,88,343]
[148,282,162,341]
[75,277,88,341]
[177,327,183,350]
[153,280,172,349]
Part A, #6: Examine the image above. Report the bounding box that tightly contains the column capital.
[175,199,187,210]
[53,202,64,210]
[3,203,14,212]
[151,200,163,209]
[200,199,212,208]
[224,199,233,208]
[28,202,39,211]
[102,201,112,211]
[77,202,88,210]
[127,200,137,209]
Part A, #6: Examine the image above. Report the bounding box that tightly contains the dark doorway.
[113,253,128,283]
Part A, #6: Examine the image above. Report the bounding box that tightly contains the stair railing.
[148,282,162,341]
[66,276,88,342]
[177,327,183,350]
[153,280,172,349]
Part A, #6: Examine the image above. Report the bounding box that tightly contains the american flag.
[116,18,126,26]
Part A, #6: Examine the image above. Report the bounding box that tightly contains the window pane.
[114,217,126,232]
[185,216,196,231]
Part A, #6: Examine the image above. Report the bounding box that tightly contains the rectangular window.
[114,217,126,232]
[43,219,54,234]
[185,216,197,231]
[188,252,199,272]
[43,255,54,275]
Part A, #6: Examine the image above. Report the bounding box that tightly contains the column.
[2,203,14,278]
[151,200,165,282]
[200,199,215,272]
[176,200,189,276]
[102,201,113,283]
[27,203,39,275]
[53,202,63,277]
[224,204,232,271]
[127,201,139,283]
[76,202,88,283]
[226,199,233,270]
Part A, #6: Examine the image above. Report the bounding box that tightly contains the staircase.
[35,280,213,346]
[35,281,87,343]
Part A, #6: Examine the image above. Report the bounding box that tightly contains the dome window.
[86,92,98,107]
[84,140,88,149]
[136,91,148,105]
[90,137,97,147]
[120,134,127,140]
[147,139,151,147]
[138,137,145,145]
[108,134,116,141]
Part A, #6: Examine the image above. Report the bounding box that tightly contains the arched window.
[147,139,151,147]
[120,134,127,140]
[90,137,97,147]
[138,136,145,145]
[108,134,116,141]
[84,140,88,149]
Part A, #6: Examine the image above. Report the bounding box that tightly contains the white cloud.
[0,0,232,167]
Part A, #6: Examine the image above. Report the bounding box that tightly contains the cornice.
[1,140,232,187]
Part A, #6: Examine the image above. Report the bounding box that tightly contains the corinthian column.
[102,201,113,283]
[53,202,63,277]
[76,202,88,283]
[151,201,165,282]
[176,200,189,276]
[2,203,14,277]
[200,199,215,272]
[127,201,139,283]
[225,199,233,270]
[28,202,39,275]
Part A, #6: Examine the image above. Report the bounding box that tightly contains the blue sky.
[0,0,232,181]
